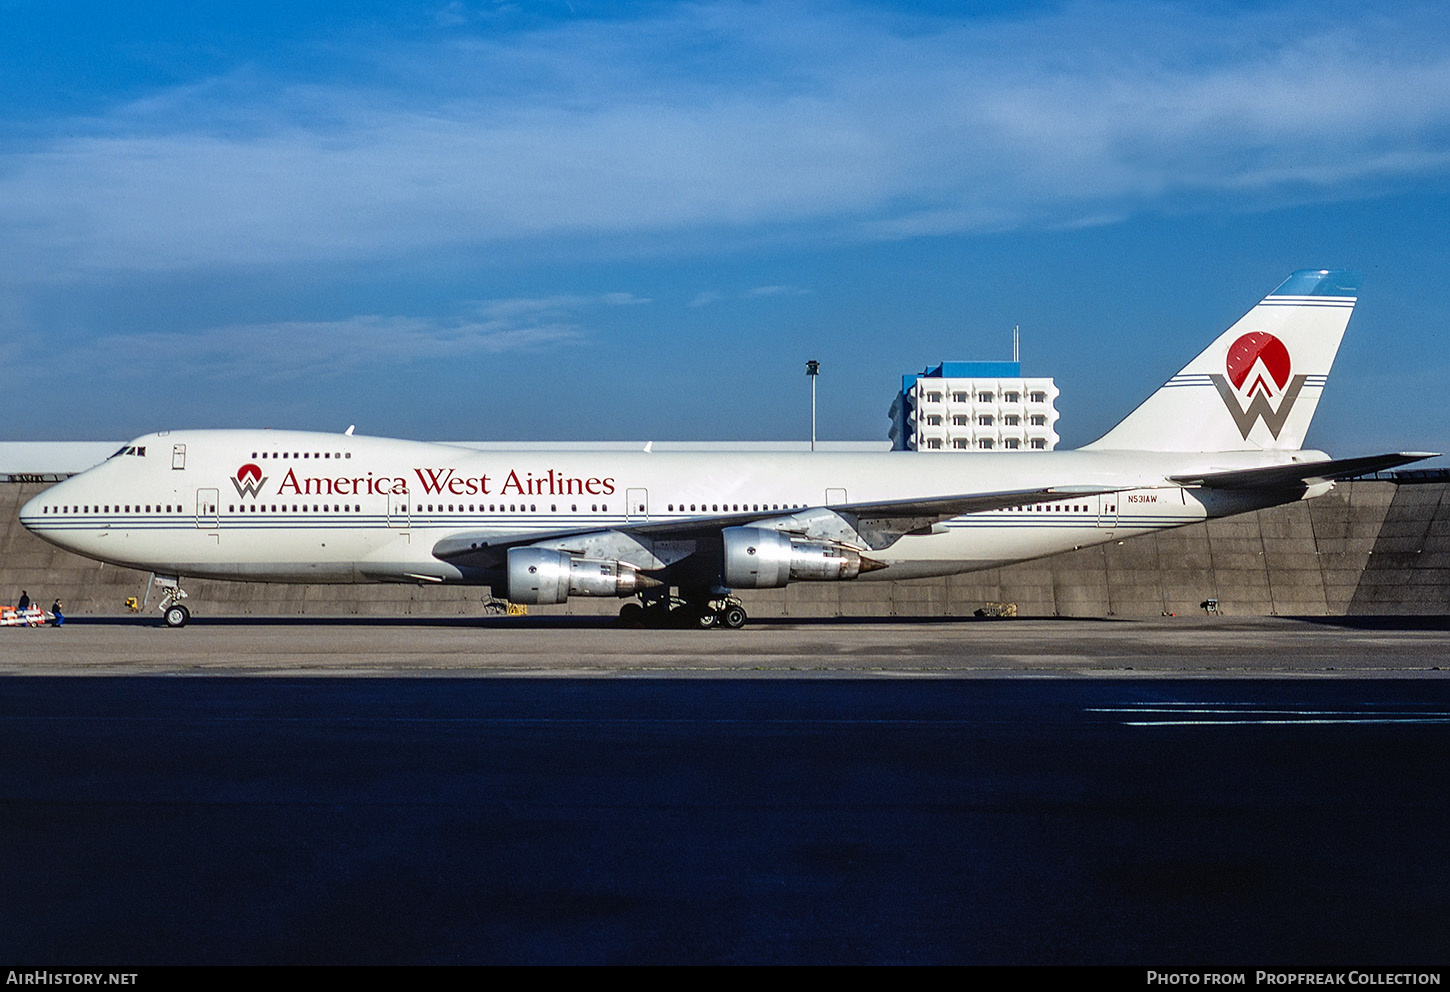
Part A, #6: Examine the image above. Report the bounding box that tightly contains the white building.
[888,361,1060,452]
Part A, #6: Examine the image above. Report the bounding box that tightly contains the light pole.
[805,360,820,451]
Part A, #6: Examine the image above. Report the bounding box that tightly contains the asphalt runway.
[3,618,1449,965]
[3,614,1450,676]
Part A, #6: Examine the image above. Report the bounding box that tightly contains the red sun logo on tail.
[232,463,267,498]
[1210,332,1307,440]
[1225,332,1292,396]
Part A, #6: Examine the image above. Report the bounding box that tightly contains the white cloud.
[744,285,810,299]
[2,1,1449,279]
[78,306,591,381]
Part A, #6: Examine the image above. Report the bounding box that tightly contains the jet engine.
[506,547,659,605]
[721,526,871,589]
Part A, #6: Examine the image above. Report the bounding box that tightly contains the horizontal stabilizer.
[1169,452,1437,490]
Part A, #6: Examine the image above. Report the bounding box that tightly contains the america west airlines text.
[273,466,617,498]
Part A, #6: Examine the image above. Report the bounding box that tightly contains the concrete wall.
[2,481,1446,618]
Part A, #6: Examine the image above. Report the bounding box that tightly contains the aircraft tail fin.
[1082,270,1360,452]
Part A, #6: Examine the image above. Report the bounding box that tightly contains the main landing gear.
[619,591,748,630]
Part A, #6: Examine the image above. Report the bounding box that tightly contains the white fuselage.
[19,429,1321,586]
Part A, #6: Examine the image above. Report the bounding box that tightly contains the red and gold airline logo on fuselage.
[1209,332,1307,440]
[231,463,267,498]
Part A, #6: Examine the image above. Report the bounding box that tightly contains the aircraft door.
[1096,493,1117,531]
[825,488,848,506]
[172,444,186,470]
[626,488,649,522]
[196,488,219,529]
[387,495,410,529]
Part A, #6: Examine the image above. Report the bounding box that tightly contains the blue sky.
[2,0,1449,458]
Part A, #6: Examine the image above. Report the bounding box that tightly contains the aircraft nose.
[19,490,49,532]
[18,482,77,550]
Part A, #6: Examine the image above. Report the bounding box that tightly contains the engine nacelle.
[506,547,657,605]
[721,526,865,589]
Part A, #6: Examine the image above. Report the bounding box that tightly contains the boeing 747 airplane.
[19,270,1433,628]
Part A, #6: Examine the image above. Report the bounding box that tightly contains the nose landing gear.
[144,574,191,627]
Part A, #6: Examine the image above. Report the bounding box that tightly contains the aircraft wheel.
[721,605,747,629]
[618,602,644,627]
[694,609,719,630]
[163,604,190,628]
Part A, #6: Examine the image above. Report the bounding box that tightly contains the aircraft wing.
[432,484,1121,568]
[1169,452,1438,490]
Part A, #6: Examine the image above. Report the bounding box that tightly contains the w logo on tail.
[1083,270,1355,453]
[231,463,267,498]
[1209,332,1307,441]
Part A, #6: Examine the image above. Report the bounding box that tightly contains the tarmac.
[7,672,1449,964]
[5,614,1450,677]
